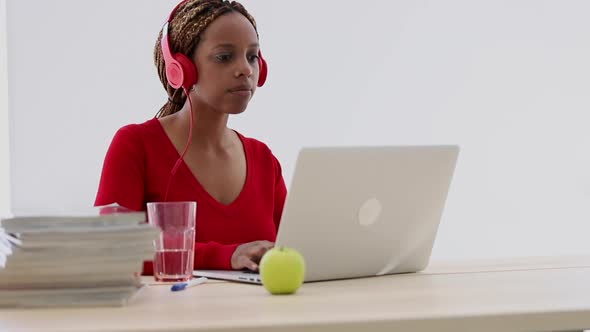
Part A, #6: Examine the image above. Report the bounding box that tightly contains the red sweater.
[95,118,287,273]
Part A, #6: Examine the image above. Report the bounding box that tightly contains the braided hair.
[154,0,258,117]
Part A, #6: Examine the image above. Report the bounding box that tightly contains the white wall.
[0,0,10,218]
[6,0,590,260]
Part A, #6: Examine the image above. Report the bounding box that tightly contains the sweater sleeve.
[194,242,240,270]
[94,126,146,212]
[272,155,287,232]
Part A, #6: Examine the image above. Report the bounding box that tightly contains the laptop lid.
[275,145,459,282]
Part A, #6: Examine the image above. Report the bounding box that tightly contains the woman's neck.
[175,99,234,152]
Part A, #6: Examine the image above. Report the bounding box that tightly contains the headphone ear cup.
[165,57,185,90]
[257,51,268,87]
[174,53,198,89]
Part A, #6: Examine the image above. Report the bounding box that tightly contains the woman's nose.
[235,57,254,78]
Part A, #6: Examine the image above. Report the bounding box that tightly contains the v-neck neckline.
[152,117,251,216]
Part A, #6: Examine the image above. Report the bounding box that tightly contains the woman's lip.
[229,89,252,96]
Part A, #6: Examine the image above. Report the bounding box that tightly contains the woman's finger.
[239,255,258,271]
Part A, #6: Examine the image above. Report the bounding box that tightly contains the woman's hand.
[231,240,274,271]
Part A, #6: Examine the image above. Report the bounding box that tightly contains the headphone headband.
[160,22,172,60]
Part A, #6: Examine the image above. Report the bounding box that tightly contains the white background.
[0,0,10,219]
[4,0,590,260]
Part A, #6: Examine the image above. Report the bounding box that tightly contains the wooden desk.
[1,256,590,332]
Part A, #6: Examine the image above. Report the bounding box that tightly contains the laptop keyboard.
[241,269,259,274]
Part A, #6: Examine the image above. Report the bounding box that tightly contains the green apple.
[259,246,305,295]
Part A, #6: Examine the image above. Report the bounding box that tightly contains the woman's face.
[191,12,260,115]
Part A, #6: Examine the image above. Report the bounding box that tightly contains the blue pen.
[171,277,208,292]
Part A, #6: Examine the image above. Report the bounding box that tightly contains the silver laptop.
[195,145,459,284]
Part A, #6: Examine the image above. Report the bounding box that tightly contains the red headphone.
[161,0,268,90]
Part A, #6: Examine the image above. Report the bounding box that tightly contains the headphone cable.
[163,87,194,201]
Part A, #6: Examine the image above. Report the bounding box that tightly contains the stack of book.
[0,211,158,308]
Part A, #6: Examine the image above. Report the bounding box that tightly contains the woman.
[95,0,286,273]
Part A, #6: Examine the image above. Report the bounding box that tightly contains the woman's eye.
[248,54,260,63]
[215,54,232,62]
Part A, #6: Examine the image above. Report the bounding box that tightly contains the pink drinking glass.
[147,201,196,282]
